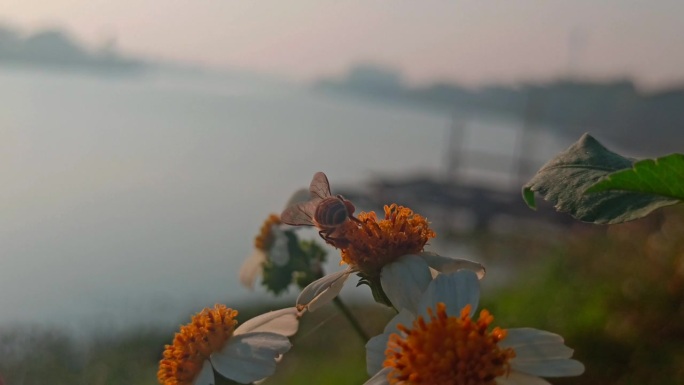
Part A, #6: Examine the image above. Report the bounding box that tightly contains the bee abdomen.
[315,198,349,227]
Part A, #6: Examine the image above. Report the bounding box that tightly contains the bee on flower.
[285,172,485,311]
[281,171,360,249]
[364,267,584,385]
[158,305,300,385]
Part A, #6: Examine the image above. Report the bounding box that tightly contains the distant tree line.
[315,65,684,155]
[0,23,146,74]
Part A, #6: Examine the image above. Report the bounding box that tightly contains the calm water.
[0,68,565,332]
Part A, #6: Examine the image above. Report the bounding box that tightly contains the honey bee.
[281,172,359,248]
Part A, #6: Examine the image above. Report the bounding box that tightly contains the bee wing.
[281,172,331,226]
[309,172,332,200]
[281,200,318,226]
[283,188,310,209]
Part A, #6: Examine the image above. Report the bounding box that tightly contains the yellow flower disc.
[254,214,282,251]
[338,204,435,275]
[384,303,515,385]
[158,305,239,385]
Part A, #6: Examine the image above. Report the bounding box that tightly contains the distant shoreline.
[313,65,684,155]
[0,24,148,76]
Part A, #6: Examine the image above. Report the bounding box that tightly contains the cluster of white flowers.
[363,261,584,385]
[158,306,300,385]
[159,172,584,385]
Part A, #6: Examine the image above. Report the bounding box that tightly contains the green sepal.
[356,272,393,308]
[294,239,328,289]
[261,231,329,295]
[261,231,301,295]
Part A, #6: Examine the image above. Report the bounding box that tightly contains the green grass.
[2,207,684,384]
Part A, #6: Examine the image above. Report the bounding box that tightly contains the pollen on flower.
[383,303,515,385]
[338,204,435,274]
[255,214,282,251]
[158,305,239,385]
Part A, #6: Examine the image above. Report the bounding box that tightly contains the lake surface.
[0,68,566,332]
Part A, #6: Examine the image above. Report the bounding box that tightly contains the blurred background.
[1,1,683,384]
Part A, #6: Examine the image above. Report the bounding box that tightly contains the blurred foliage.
[483,205,684,385]
[260,232,328,296]
[0,326,166,385]
[2,207,683,384]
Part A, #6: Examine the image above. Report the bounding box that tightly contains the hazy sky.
[3,0,684,88]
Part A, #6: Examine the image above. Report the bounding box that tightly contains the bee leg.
[319,229,349,249]
[323,235,349,249]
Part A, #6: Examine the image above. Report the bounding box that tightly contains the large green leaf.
[522,133,680,224]
[586,153,684,200]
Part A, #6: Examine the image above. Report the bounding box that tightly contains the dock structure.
[346,98,575,233]
[446,91,548,190]
[347,177,573,234]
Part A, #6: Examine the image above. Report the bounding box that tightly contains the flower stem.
[333,296,370,343]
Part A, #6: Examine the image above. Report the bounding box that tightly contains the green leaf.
[293,239,328,289]
[522,133,680,224]
[261,260,295,295]
[586,153,684,200]
[522,186,537,209]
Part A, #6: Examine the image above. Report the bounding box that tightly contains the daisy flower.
[239,214,290,289]
[365,269,585,385]
[158,305,300,385]
[240,212,328,295]
[296,204,485,311]
[241,188,326,294]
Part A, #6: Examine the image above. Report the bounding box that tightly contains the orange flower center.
[384,303,515,385]
[338,204,435,275]
[158,305,238,385]
[254,214,281,251]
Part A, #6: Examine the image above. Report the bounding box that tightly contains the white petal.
[495,370,550,385]
[500,328,573,360]
[367,310,417,377]
[381,255,432,313]
[211,332,291,384]
[239,249,266,289]
[383,308,415,333]
[365,332,392,375]
[296,268,351,312]
[192,359,215,385]
[500,328,564,347]
[417,270,480,319]
[511,358,585,377]
[235,307,300,337]
[420,252,486,279]
[501,329,584,377]
[364,367,392,385]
